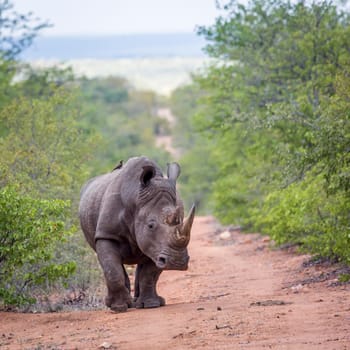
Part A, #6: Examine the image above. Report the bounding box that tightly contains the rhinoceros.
[79,156,195,312]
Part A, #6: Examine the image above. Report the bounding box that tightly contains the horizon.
[34,31,203,38]
[23,32,208,61]
[22,32,210,95]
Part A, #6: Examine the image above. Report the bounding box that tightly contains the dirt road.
[1,216,349,349]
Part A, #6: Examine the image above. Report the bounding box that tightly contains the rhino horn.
[173,204,195,247]
[182,204,195,239]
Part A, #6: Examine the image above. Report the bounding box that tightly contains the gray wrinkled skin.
[79,156,195,312]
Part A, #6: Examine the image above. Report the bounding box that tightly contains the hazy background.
[16,0,222,36]
[15,0,222,94]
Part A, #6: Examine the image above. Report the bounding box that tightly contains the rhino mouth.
[155,252,189,270]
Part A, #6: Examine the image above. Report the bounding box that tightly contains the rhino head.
[134,162,195,270]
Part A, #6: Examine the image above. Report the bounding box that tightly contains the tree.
[0,86,99,307]
[0,0,50,60]
[0,0,51,110]
[170,84,217,213]
[0,1,98,307]
[78,77,170,173]
[0,88,94,201]
[193,0,350,262]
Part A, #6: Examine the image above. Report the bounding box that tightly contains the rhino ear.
[167,162,181,183]
[140,165,156,187]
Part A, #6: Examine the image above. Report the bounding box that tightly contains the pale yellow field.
[30,57,212,95]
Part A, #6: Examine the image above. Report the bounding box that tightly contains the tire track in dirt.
[1,216,349,349]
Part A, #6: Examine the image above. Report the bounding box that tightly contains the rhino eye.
[147,220,157,230]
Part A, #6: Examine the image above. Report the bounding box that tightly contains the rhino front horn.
[178,204,195,244]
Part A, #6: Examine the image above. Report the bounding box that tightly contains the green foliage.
[339,273,350,283]
[255,69,350,263]
[187,0,350,263]
[257,171,350,263]
[0,60,16,111]
[16,64,76,99]
[306,71,350,195]
[169,84,218,213]
[0,186,76,306]
[78,77,170,173]
[0,86,96,307]
[0,0,87,308]
[170,84,203,151]
[0,87,94,200]
[178,139,217,214]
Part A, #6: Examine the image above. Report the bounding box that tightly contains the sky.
[14,0,223,36]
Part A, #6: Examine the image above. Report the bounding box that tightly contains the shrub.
[0,186,76,307]
[257,172,350,263]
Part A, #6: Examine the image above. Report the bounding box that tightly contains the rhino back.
[79,172,118,248]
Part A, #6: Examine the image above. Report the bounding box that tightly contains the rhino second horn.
[165,206,182,226]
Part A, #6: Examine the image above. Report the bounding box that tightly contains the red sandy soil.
[1,216,349,349]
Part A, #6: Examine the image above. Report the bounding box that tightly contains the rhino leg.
[134,260,165,309]
[95,239,133,312]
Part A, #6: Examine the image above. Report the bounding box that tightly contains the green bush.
[0,88,94,201]
[0,186,76,307]
[256,171,350,263]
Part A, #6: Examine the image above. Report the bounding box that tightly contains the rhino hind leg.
[134,260,165,309]
[96,239,133,312]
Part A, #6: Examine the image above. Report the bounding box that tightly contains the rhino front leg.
[134,260,165,309]
[95,239,133,312]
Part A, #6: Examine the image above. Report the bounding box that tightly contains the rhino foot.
[106,295,133,313]
[110,303,129,312]
[135,296,166,309]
